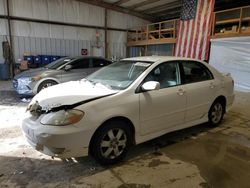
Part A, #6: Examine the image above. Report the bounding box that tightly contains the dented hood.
[30,80,117,111]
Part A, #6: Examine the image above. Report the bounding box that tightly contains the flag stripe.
[175,0,215,61]
[200,0,213,59]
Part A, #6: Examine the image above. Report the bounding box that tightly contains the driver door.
[139,61,186,135]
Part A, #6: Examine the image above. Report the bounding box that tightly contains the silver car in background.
[13,56,112,96]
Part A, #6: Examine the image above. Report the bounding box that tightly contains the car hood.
[14,68,57,79]
[30,80,118,111]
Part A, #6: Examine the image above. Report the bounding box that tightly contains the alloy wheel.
[211,103,223,124]
[100,128,127,159]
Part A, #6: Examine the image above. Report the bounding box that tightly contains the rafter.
[77,0,154,21]
[140,1,181,14]
[113,0,131,6]
[151,7,181,17]
[127,0,161,10]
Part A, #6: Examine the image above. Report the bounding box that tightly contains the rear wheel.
[208,100,225,126]
[37,80,58,93]
[90,120,132,165]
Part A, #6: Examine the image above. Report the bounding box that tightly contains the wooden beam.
[113,0,130,6]
[77,0,154,21]
[127,38,176,46]
[127,0,161,10]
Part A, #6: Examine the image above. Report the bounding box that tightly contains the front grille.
[13,79,18,88]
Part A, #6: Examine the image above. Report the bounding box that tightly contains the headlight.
[31,75,41,81]
[40,109,84,126]
[18,77,32,85]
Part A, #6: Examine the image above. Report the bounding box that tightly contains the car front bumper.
[13,79,35,96]
[22,114,90,158]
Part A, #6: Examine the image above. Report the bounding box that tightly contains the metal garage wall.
[10,0,105,27]
[0,0,6,15]
[209,37,250,92]
[147,44,174,56]
[107,31,127,59]
[0,0,150,62]
[108,10,149,29]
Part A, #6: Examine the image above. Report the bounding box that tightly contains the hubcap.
[211,103,223,124]
[100,128,127,159]
[42,83,54,89]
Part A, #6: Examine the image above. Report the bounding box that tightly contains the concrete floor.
[0,80,250,188]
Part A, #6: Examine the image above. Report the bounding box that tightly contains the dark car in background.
[13,56,112,96]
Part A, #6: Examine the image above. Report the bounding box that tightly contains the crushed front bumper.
[22,115,90,158]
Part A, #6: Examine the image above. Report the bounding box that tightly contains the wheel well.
[89,117,136,152]
[37,79,58,93]
[213,96,226,112]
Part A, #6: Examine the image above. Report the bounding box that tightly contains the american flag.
[175,0,215,60]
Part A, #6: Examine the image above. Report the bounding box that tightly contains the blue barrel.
[34,56,42,64]
[41,55,51,64]
[51,56,60,62]
[0,63,10,80]
[24,56,34,64]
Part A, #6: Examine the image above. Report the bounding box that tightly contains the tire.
[37,80,58,93]
[90,120,132,165]
[208,100,225,126]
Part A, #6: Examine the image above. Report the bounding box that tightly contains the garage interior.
[0,0,250,187]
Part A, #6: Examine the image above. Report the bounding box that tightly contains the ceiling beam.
[140,1,181,14]
[127,0,161,10]
[113,0,131,6]
[151,7,181,17]
[77,0,154,21]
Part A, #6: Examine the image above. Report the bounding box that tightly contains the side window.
[70,59,89,69]
[144,62,180,89]
[182,61,213,84]
[93,58,110,68]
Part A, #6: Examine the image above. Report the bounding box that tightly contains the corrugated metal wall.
[129,44,174,58]
[147,44,174,56]
[0,0,150,63]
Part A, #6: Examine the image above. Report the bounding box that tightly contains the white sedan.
[22,56,234,164]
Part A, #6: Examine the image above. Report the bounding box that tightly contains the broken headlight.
[40,109,84,126]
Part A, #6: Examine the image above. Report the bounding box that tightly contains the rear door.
[89,58,112,74]
[60,58,90,82]
[139,61,187,135]
[180,60,216,122]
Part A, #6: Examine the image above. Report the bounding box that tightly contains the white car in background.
[22,56,235,165]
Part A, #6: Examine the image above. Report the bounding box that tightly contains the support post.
[105,8,108,58]
[6,0,14,78]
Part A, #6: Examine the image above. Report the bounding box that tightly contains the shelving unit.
[212,5,250,38]
[127,19,178,47]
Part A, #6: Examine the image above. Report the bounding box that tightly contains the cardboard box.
[20,60,28,70]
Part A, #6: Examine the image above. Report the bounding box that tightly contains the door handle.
[177,89,185,96]
[209,82,215,89]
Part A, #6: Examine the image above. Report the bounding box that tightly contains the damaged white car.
[22,56,235,164]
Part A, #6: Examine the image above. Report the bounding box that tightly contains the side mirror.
[141,81,160,91]
[64,65,72,71]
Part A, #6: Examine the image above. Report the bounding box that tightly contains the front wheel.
[37,80,58,93]
[208,100,225,126]
[90,120,132,165]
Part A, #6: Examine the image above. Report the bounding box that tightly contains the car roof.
[67,56,110,60]
[122,56,204,63]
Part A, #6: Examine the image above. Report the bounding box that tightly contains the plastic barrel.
[41,55,51,64]
[0,63,10,80]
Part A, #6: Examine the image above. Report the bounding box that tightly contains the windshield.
[86,60,152,90]
[45,57,75,69]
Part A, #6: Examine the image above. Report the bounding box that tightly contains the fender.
[33,77,61,94]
